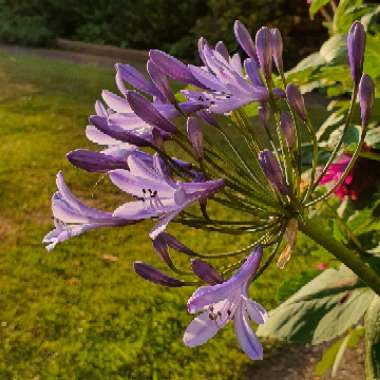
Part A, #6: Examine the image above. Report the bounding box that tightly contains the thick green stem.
[300,215,380,296]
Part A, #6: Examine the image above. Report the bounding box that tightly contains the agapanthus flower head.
[184,246,268,360]
[45,19,376,363]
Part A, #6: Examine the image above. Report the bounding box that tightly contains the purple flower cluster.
[44,18,375,362]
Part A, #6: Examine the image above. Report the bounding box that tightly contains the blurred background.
[0,0,327,65]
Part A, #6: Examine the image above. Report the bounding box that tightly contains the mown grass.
[0,51,330,380]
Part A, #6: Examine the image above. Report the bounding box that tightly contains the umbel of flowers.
[44,20,379,360]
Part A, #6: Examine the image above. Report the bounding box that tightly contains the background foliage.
[0,0,325,63]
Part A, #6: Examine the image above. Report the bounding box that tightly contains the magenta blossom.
[184,246,267,360]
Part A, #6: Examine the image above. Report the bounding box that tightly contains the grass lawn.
[0,51,330,380]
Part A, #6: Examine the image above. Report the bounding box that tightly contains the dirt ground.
[248,342,364,380]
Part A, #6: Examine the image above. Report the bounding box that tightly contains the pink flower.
[320,147,380,201]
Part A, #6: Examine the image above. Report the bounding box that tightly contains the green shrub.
[0,0,325,61]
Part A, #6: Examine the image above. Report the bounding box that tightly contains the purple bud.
[90,115,152,147]
[215,41,229,61]
[234,20,257,61]
[159,233,196,256]
[280,112,296,149]
[258,103,270,128]
[147,59,176,104]
[67,149,128,172]
[191,259,224,285]
[244,58,264,87]
[126,91,177,134]
[271,28,283,74]
[133,262,184,287]
[255,27,272,79]
[358,74,374,126]
[347,21,366,85]
[187,117,204,160]
[152,234,174,267]
[259,149,291,195]
[286,84,307,121]
[115,63,160,97]
[149,49,200,86]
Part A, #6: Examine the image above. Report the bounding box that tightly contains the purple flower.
[183,44,270,114]
[358,74,374,126]
[259,149,291,195]
[255,27,272,79]
[183,246,267,360]
[43,172,131,251]
[109,154,224,239]
[347,21,366,85]
[134,261,184,287]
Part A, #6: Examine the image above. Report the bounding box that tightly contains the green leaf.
[365,129,380,150]
[315,337,345,376]
[320,34,347,65]
[333,0,363,34]
[257,266,374,344]
[365,295,380,380]
[310,0,331,18]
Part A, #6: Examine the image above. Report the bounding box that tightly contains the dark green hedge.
[0,0,326,63]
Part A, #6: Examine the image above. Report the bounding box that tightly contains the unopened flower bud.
[347,21,366,85]
[67,149,129,172]
[280,112,296,149]
[187,117,204,160]
[358,74,374,126]
[255,27,272,79]
[147,59,176,104]
[271,28,283,74]
[258,103,270,128]
[215,41,229,61]
[191,259,224,285]
[286,84,307,121]
[133,261,184,287]
[259,149,291,195]
[234,20,257,61]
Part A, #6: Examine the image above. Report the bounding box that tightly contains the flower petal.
[183,311,222,347]
[234,305,263,360]
[242,296,268,324]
